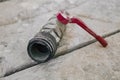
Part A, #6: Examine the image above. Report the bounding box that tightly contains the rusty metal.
[27,15,66,63]
[27,11,108,63]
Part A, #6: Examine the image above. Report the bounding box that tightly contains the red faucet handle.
[56,11,108,47]
[56,11,70,24]
[95,35,108,47]
[70,17,108,47]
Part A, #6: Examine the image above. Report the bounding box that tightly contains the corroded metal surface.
[27,16,66,62]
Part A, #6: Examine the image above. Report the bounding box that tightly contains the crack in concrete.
[4,62,38,77]
[55,29,120,57]
[3,29,120,78]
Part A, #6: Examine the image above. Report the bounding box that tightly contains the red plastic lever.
[56,11,108,47]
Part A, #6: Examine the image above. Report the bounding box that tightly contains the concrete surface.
[2,30,120,80]
[0,0,120,80]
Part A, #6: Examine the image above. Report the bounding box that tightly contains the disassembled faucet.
[27,11,108,63]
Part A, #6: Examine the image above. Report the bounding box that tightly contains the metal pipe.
[27,11,108,63]
[27,15,66,63]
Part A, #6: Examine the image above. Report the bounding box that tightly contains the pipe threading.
[27,32,57,62]
[27,16,66,63]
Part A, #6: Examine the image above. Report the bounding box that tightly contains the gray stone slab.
[0,0,86,26]
[0,0,88,77]
[0,0,120,78]
[68,0,120,23]
[0,14,119,77]
[2,32,120,80]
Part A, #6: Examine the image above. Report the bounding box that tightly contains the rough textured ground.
[0,0,120,80]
